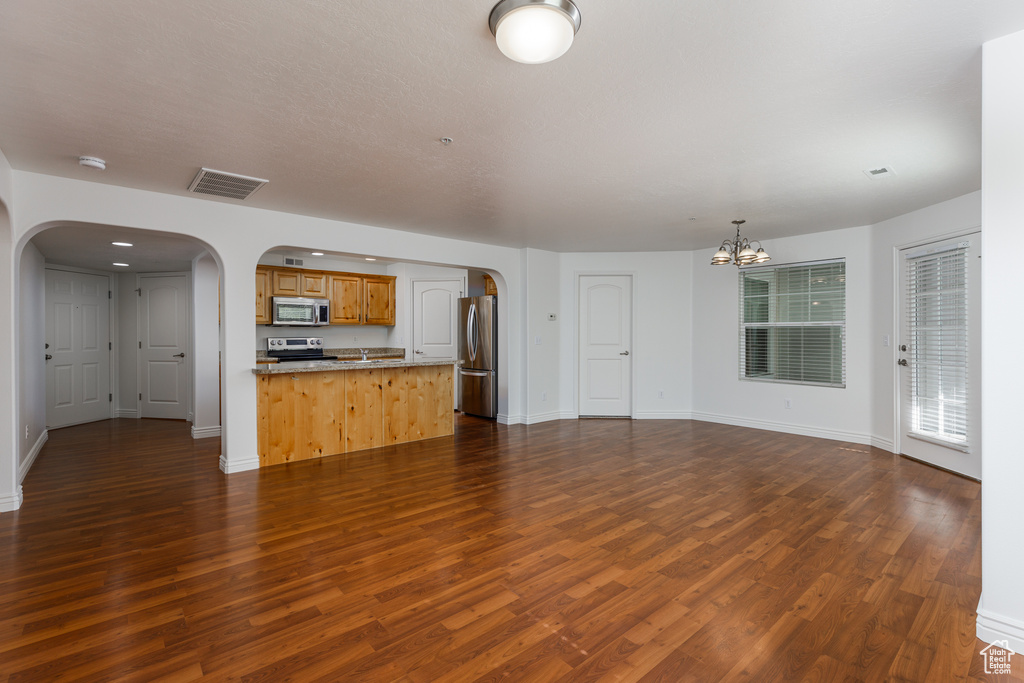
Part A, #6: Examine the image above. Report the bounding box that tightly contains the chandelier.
[711,220,771,267]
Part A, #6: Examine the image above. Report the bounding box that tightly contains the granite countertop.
[256,346,407,363]
[253,358,461,375]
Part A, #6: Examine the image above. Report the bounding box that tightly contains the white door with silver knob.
[139,274,190,419]
[578,274,633,417]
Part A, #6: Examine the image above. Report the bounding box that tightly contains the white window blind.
[739,260,846,387]
[905,243,968,448]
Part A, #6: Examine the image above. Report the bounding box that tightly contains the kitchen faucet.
[360,348,368,361]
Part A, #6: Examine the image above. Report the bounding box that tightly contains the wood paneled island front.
[253,360,457,467]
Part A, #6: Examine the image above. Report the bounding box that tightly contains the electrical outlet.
[658,390,665,399]
[534,336,542,345]
[784,398,792,409]
[883,334,890,347]
[542,391,547,402]
[353,336,358,342]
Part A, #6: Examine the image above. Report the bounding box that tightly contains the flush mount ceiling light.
[489,0,581,64]
[111,241,133,247]
[711,220,771,267]
[311,252,324,256]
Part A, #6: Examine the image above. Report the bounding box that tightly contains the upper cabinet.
[272,269,327,298]
[363,276,396,325]
[257,266,396,326]
[255,267,272,324]
[483,273,498,296]
[329,274,362,324]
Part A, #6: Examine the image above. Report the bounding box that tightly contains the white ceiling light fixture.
[311,252,324,256]
[111,241,133,247]
[78,156,105,170]
[112,262,129,267]
[710,220,771,267]
[489,0,581,65]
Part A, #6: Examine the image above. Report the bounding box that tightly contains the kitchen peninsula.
[253,359,457,467]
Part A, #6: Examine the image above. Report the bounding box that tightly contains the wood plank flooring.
[1,417,1020,682]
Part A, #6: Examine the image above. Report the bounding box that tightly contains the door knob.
[415,350,424,354]
[897,358,908,366]
[900,344,908,352]
[173,353,186,358]
[45,354,52,361]
[620,350,630,356]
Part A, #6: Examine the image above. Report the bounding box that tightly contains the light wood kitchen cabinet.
[271,269,327,297]
[363,275,396,325]
[255,363,454,466]
[329,274,362,324]
[257,266,396,326]
[255,267,272,324]
[256,370,346,467]
[345,368,382,451]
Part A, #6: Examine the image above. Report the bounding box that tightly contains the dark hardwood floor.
[1,417,1019,682]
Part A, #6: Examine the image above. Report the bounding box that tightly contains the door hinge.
[108,291,112,299]
[109,342,112,350]
[108,393,112,402]
[139,393,142,400]
[136,288,142,297]
[139,341,142,349]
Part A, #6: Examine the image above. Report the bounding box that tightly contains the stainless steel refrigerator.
[459,295,498,418]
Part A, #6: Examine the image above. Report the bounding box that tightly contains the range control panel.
[267,337,324,350]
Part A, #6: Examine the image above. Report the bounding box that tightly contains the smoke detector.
[188,168,268,200]
[79,156,106,170]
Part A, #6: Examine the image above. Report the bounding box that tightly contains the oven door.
[272,298,320,326]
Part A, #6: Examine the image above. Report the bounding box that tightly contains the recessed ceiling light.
[112,241,133,247]
[113,262,129,267]
[311,252,324,256]
[365,257,377,261]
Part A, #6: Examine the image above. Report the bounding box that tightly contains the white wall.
[192,252,220,437]
[116,273,139,417]
[0,149,18,510]
[692,226,873,444]
[524,249,561,422]
[977,28,1024,652]
[558,251,693,419]
[17,242,46,479]
[867,192,981,451]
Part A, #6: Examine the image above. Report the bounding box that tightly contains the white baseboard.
[219,454,260,474]
[689,411,873,446]
[977,600,1024,654]
[870,436,895,453]
[191,425,222,439]
[0,485,24,513]
[114,409,138,418]
[497,413,524,425]
[523,411,574,425]
[634,410,693,420]
[19,430,48,483]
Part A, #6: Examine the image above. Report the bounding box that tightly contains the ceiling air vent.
[188,168,268,200]
[863,165,896,179]
[284,257,303,267]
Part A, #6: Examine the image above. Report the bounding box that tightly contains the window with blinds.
[739,259,846,387]
[904,243,968,448]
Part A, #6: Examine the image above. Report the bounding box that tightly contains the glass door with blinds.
[897,234,981,479]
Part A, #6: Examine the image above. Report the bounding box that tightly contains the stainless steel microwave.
[271,297,330,326]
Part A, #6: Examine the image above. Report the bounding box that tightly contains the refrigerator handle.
[468,302,478,362]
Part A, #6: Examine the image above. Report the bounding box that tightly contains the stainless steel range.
[266,337,337,362]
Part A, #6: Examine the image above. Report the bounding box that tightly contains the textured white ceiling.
[30,224,208,272]
[2,0,1023,252]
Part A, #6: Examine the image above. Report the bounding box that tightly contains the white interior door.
[413,278,463,407]
[578,275,632,416]
[140,274,190,419]
[413,279,463,361]
[45,269,111,428]
[897,234,981,479]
